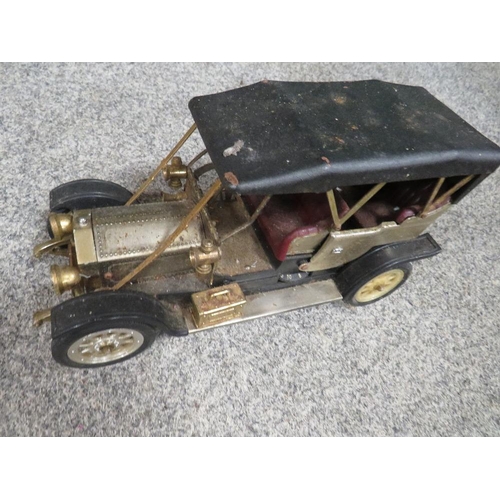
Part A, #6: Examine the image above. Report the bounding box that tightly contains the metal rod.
[339,182,386,226]
[194,163,215,180]
[430,175,474,211]
[220,195,271,242]
[187,149,208,168]
[33,309,52,327]
[126,123,198,205]
[113,179,222,290]
[421,177,445,216]
[326,190,342,230]
[420,177,445,217]
[209,261,217,287]
[33,235,72,258]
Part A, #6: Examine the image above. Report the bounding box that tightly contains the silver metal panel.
[108,253,193,281]
[73,209,97,267]
[287,230,329,255]
[185,280,343,333]
[91,201,204,264]
[304,204,450,272]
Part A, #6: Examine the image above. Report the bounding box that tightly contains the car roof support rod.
[427,175,474,214]
[421,177,445,217]
[188,149,208,168]
[327,183,386,230]
[112,178,222,291]
[326,190,342,230]
[220,195,271,242]
[126,123,198,205]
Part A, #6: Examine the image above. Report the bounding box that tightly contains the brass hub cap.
[354,269,405,303]
[68,328,144,365]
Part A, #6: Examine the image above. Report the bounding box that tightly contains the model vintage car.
[33,80,500,368]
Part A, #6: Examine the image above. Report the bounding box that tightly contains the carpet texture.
[1,62,499,436]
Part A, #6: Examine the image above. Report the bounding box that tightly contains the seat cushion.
[243,193,337,261]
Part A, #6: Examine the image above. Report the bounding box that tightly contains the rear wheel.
[342,263,412,306]
[50,291,165,368]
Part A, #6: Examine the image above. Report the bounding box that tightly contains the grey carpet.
[1,62,499,436]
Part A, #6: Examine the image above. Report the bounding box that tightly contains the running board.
[185,280,343,334]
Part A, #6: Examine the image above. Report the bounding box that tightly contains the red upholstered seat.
[243,187,448,261]
[243,186,450,261]
[394,196,450,224]
[353,200,396,227]
[243,193,342,261]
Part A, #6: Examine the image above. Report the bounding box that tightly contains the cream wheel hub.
[68,328,144,365]
[354,269,405,303]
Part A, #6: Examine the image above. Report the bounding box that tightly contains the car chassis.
[33,80,500,367]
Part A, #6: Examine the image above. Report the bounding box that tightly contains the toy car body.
[34,80,500,367]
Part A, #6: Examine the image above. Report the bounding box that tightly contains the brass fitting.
[33,309,52,327]
[50,265,81,295]
[48,213,73,240]
[163,156,187,189]
[189,239,221,275]
[162,191,188,202]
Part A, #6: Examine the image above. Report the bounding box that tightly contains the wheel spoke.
[354,269,405,303]
[78,342,95,349]
[68,328,145,365]
[117,332,133,340]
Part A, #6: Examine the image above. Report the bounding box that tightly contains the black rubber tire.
[49,179,133,212]
[48,179,133,237]
[342,262,412,307]
[51,319,158,368]
[50,291,166,368]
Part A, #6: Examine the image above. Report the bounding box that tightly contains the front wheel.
[342,263,412,306]
[47,179,133,237]
[52,322,157,368]
[49,179,133,212]
[50,291,166,368]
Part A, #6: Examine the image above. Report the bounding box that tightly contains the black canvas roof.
[189,80,500,194]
